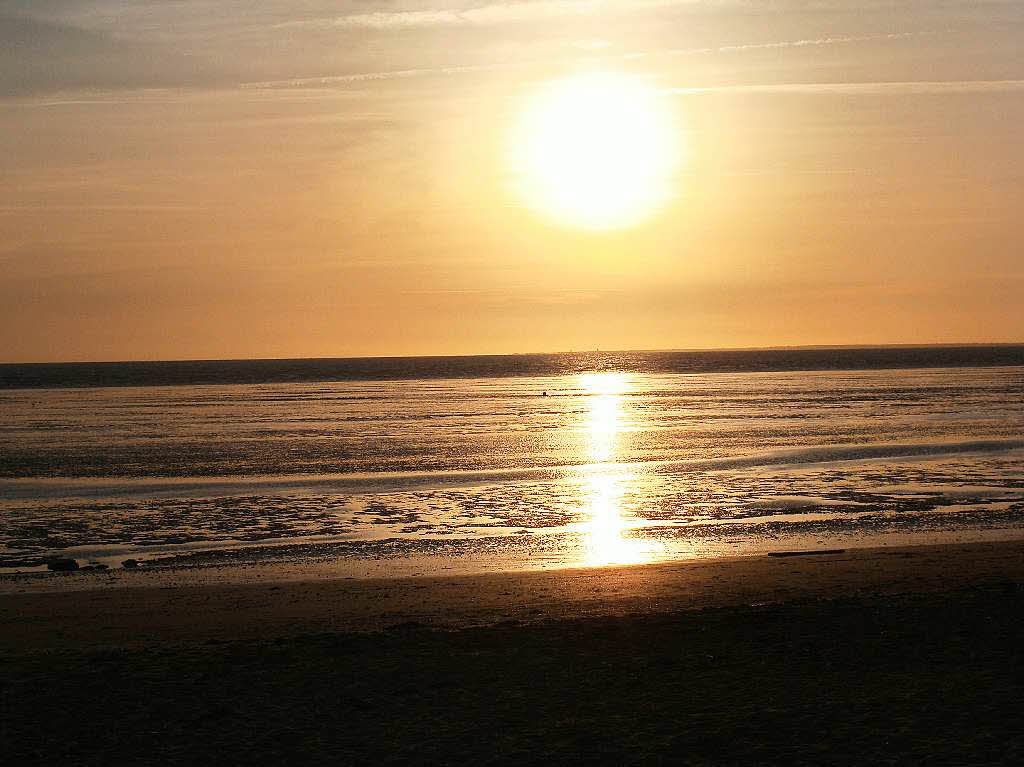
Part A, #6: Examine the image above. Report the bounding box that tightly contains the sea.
[2,346,1023,577]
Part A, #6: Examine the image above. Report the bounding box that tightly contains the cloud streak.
[663,31,920,57]
[673,79,1024,95]
[291,1,1008,30]
[286,1,699,30]
[241,31,926,89]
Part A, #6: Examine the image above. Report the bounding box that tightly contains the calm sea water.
[2,348,1023,575]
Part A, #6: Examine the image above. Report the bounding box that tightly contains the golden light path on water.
[577,373,668,567]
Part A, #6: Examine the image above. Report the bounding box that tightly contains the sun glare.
[509,72,680,231]
[576,373,664,567]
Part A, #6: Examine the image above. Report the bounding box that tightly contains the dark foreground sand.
[3,540,1024,765]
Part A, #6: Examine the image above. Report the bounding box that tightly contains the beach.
[4,539,1024,764]
[3,355,1024,763]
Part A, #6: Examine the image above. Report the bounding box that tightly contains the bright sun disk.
[509,72,680,231]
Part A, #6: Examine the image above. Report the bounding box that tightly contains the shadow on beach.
[4,579,1024,765]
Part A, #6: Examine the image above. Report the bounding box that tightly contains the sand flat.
[4,539,1024,765]
[3,539,1024,652]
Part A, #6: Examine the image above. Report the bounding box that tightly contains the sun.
[508,71,680,231]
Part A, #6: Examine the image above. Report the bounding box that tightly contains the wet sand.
[4,540,1024,764]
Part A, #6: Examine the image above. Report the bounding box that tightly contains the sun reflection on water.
[577,373,663,567]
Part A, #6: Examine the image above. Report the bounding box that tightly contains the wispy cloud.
[673,79,1024,95]
[663,31,920,57]
[241,31,926,89]
[290,1,698,30]
[241,64,503,90]
[0,204,208,213]
[0,14,227,97]
[299,1,998,30]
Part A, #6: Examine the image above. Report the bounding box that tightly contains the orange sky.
[1,1,1022,361]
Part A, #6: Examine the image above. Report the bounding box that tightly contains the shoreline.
[4,537,1024,653]
[5,503,1024,584]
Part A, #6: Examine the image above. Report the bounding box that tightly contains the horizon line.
[4,341,1024,367]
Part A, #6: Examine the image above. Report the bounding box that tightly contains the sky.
[1,1,1022,362]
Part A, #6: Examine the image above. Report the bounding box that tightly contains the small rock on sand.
[767,549,845,558]
[121,559,140,569]
[47,558,79,572]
